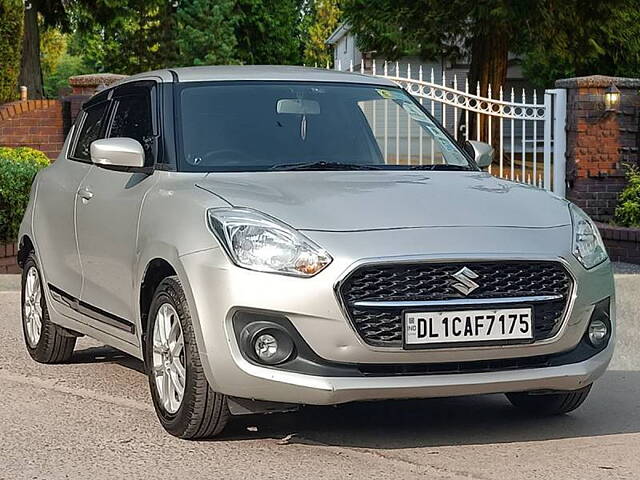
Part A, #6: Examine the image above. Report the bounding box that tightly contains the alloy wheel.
[152,303,186,414]
[23,266,43,348]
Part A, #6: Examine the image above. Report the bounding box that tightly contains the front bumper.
[208,344,613,405]
[177,225,615,405]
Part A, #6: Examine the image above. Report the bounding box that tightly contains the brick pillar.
[61,73,128,135]
[556,75,640,222]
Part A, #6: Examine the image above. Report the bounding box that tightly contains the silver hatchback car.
[18,66,615,439]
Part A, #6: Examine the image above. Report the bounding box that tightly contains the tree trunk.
[460,28,509,154]
[160,1,179,68]
[19,5,44,99]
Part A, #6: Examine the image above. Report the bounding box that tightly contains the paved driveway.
[0,266,638,480]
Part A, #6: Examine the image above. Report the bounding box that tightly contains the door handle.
[78,187,94,201]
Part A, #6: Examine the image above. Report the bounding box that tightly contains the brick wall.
[567,176,627,221]
[557,76,640,222]
[597,223,640,264]
[0,243,19,274]
[0,99,64,159]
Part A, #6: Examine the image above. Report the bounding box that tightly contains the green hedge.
[0,147,49,243]
[0,0,23,103]
[614,166,640,228]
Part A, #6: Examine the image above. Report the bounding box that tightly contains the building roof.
[117,65,395,87]
[325,23,351,46]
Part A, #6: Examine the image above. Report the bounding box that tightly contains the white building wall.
[332,34,362,69]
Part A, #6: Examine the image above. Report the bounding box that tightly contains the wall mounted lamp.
[604,84,621,113]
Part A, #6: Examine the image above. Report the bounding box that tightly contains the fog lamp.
[242,322,295,365]
[588,319,608,347]
[254,334,278,360]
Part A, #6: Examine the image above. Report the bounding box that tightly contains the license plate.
[404,307,533,347]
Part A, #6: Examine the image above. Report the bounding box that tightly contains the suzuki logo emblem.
[451,267,480,296]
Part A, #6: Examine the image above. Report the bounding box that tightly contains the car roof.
[115,65,398,88]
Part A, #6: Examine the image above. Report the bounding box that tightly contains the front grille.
[338,261,573,347]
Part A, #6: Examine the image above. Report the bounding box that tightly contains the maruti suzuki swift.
[18,66,615,439]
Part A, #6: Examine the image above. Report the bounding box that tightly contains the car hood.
[196,171,570,231]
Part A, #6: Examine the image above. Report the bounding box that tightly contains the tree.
[19,0,139,97]
[40,26,90,98]
[19,0,69,99]
[70,0,180,74]
[176,0,238,66]
[43,52,90,98]
[40,26,66,82]
[343,0,640,145]
[69,0,304,73]
[343,0,536,144]
[522,0,640,88]
[234,0,302,65]
[302,0,341,67]
[0,0,23,103]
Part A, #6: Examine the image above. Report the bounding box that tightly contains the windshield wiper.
[271,161,382,171]
[271,161,469,171]
[408,164,471,171]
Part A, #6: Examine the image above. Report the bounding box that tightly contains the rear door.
[34,95,109,320]
[75,81,160,343]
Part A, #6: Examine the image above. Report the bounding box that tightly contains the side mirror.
[90,137,145,169]
[465,140,494,169]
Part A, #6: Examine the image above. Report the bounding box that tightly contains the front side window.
[72,101,109,161]
[109,92,155,165]
[177,82,471,172]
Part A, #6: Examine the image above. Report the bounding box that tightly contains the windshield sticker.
[377,88,407,101]
[376,89,394,99]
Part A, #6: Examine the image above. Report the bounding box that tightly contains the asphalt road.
[0,267,639,480]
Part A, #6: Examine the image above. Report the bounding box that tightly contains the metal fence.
[334,60,567,196]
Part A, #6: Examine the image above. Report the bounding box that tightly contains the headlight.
[207,208,332,277]
[569,203,608,269]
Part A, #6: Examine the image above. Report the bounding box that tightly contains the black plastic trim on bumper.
[231,299,611,378]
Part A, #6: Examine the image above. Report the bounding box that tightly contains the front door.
[75,82,159,343]
[35,96,110,320]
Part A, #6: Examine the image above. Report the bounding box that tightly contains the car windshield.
[176,81,473,172]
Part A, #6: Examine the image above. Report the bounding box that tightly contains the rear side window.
[108,92,155,165]
[71,102,109,161]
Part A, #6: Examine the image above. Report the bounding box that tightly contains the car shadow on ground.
[69,345,639,448]
[70,345,146,374]
[223,370,640,448]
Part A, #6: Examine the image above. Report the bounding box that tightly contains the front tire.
[506,384,592,415]
[145,276,229,439]
[21,253,76,363]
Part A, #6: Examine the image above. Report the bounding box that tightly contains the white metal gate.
[337,60,567,196]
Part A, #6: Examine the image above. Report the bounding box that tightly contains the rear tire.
[145,276,229,439]
[506,384,592,415]
[21,253,76,363]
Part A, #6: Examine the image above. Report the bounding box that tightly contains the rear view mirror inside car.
[276,98,320,115]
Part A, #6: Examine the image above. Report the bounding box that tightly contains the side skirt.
[48,284,136,335]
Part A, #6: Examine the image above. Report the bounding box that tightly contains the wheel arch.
[17,235,35,268]
[136,244,215,384]
[139,257,178,347]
